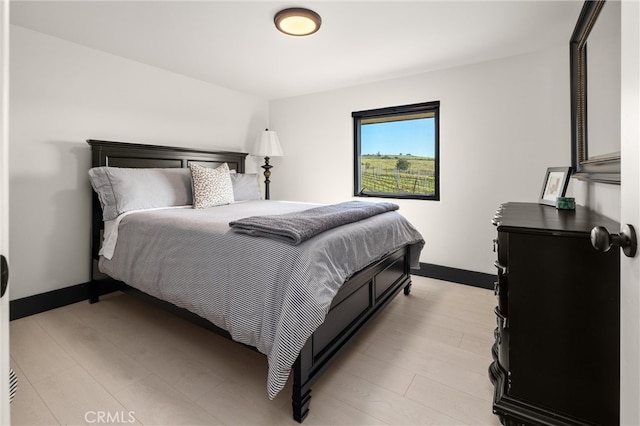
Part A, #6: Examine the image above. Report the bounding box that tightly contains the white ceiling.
[10,1,584,100]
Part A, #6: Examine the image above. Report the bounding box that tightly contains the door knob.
[590,224,637,258]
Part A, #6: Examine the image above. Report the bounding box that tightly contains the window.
[353,101,439,200]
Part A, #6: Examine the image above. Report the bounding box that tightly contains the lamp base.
[261,156,273,200]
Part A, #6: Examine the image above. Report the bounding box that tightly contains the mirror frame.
[570,0,621,184]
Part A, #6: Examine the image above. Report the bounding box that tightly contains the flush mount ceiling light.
[274,8,322,36]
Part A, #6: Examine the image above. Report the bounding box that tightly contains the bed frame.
[87,139,413,422]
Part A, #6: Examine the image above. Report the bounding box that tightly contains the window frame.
[352,101,440,201]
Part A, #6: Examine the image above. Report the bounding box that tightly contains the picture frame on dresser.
[538,166,571,206]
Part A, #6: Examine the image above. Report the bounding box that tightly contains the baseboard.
[414,262,496,290]
[10,263,495,320]
[10,281,120,321]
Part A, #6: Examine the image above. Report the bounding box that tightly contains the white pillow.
[190,163,234,208]
[88,167,192,221]
[230,173,262,201]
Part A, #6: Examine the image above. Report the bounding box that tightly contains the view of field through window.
[360,114,436,196]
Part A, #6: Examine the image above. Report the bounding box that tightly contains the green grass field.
[360,155,436,195]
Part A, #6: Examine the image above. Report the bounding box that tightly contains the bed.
[87,139,424,422]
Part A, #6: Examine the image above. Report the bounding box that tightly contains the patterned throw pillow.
[189,163,234,208]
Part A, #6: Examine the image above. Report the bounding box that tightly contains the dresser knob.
[591,224,637,258]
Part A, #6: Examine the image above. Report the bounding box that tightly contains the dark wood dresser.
[489,202,620,425]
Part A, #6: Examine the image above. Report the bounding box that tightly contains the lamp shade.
[253,129,284,157]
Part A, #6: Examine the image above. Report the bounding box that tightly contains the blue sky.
[361,117,435,158]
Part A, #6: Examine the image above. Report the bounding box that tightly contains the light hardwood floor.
[9,276,501,425]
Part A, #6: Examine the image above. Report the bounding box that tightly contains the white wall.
[9,25,269,300]
[7,25,583,295]
[270,45,571,275]
[572,180,620,220]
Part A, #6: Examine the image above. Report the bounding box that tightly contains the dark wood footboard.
[292,246,411,422]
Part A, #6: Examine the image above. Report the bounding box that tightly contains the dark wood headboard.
[88,139,247,171]
[87,139,248,285]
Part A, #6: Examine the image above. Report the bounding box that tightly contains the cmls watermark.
[84,410,136,424]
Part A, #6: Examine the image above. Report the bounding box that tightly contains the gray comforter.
[99,200,424,399]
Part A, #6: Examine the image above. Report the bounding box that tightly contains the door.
[0,0,8,422]
[620,1,640,424]
[0,0,9,422]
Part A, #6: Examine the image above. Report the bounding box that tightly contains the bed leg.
[89,281,100,304]
[292,348,312,423]
[292,388,311,423]
[403,281,412,296]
